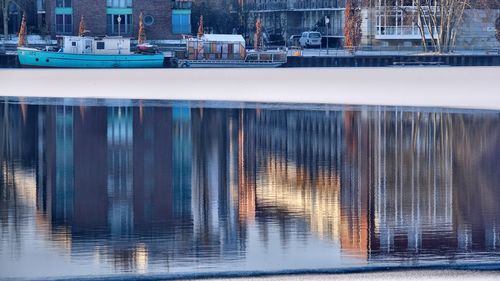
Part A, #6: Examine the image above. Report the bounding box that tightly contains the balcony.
[248,2,287,11]
[375,26,437,40]
[291,0,344,10]
[172,0,192,10]
[248,1,344,12]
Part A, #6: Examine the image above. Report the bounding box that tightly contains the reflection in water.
[0,101,499,279]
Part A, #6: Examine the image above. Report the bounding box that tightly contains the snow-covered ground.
[0,35,55,45]
[199,270,500,281]
[0,67,499,110]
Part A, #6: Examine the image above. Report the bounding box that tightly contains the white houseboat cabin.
[57,36,132,55]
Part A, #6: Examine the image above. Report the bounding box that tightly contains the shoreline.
[192,270,500,281]
[0,67,499,111]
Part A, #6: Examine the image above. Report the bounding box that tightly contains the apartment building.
[37,0,193,39]
[247,0,345,45]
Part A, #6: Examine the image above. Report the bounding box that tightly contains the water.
[0,98,499,280]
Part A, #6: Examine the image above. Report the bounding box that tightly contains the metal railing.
[1,37,499,57]
[293,45,500,57]
[376,26,435,38]
[248,3,287,11]
[172,0,193,10]
[248,0,344,11]
[291,0,344,10]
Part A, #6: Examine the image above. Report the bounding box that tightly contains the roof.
[201,34,245,43]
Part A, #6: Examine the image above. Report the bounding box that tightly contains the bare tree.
[254,18,262,50]
[1,0,33,51]
[197,15,204,38]
[17,11,25,46]
[414,0,470,53]
[138,13,146,44]
[496,15,500,42]
[1,0,11,41]
[344,0,362,53]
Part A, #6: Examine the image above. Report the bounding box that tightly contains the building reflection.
[1,101,499,273]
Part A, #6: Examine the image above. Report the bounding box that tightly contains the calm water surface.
[0,99,499,280]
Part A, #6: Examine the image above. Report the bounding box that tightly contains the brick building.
[40,0,193,39]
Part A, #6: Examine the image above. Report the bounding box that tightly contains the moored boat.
[175,34,287,68]
[17,36,164,68]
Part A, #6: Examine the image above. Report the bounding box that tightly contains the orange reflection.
[238,113,255,223]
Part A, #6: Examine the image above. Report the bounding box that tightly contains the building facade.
[361,1,500,50]
[247,0,345,45]
[39,0,193,39]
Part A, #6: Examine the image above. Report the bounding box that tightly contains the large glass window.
[375,1,437,38]
[37,0,45,12]
[56,14,72,33]
[106,0,132,8]
[172,10,191,34]
[56,0,71,8]
[107,14,132,35]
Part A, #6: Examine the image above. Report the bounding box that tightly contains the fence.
[295,45,500,57]
[247,0,345,11]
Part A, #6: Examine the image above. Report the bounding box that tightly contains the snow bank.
[0,67,499,110]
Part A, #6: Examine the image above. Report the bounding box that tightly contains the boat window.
[71,42,76,46]
[97,42,105,50]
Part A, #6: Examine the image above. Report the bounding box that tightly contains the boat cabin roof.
[196,34,245,44]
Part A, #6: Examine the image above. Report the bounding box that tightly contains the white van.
[299,32,322,48]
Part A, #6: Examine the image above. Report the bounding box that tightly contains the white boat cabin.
[58,36,132,55]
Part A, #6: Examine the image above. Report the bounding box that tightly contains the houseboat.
[175,34,287,68]
[17,36,164,68]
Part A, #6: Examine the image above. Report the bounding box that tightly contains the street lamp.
[325,16,330,55]
[117,15,122,36]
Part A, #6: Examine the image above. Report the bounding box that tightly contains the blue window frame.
[172,10,191,34]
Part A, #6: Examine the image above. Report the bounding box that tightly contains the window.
[172,10,191,34]
[56,14,72,33]
[96,42,105,49]
[375,1,435,38]
[56,0,71,8]
[144,15,154,26]
[71,41,76,46]
[106,0,132,8]
[37,0,45,12]
[106,14,132,35]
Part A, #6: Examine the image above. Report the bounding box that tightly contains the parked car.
[267,34,286,47]
[288,35,301,47]
[299,32,322,48]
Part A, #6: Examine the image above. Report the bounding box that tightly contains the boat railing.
[180,51,246,61]
[245,50,287,63]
